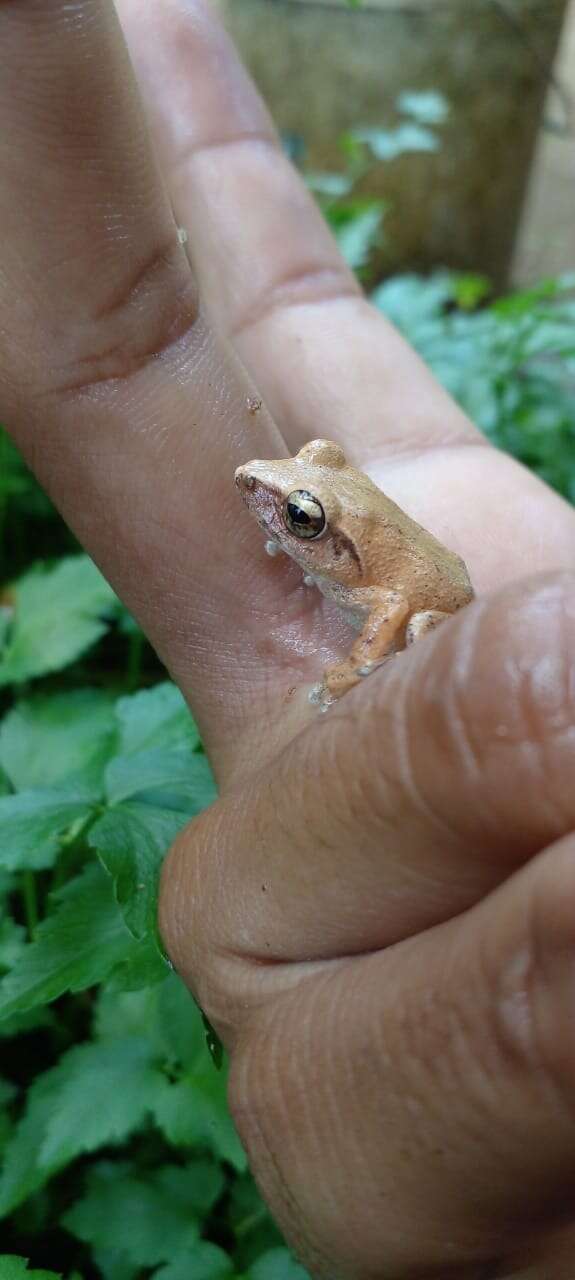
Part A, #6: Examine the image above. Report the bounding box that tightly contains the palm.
[3,5,575,1274]
[4,0,575,776]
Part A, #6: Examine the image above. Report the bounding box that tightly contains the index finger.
[0,0,292,770]
[117,0,478,464]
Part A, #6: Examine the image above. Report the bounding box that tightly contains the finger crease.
[171,128,279,182]
[229,265,361,343]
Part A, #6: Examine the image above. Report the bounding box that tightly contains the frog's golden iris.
[284,491,326,540]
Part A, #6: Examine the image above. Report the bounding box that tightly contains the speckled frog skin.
[235,438,474,708]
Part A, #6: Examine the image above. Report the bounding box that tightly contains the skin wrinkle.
[7,1,575,1272]
[441,597,488,786]
[392,641,463,844]
[231,1012,335,1280]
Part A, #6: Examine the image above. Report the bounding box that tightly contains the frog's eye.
[283,490,326,540]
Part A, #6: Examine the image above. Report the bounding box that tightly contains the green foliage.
[0,1260,70,1280]
[373,271,575,501]
[306,91,449,278]
[0,120,574,1275]
[0,551,289,1274]
[0,558,119,687]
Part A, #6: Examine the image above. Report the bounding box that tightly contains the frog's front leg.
[311,590,409,709]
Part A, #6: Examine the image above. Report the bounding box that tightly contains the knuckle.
[493,841,575,1127]
[405,576,575,845]
[159,808,219,1003]
[39,237,199,400]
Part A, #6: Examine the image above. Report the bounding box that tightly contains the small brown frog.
[235,439,473,708]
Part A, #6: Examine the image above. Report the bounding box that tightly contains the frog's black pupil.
[288,502,309,525]
[284,490,326,539]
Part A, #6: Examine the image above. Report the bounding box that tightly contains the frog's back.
[358,487,474,615]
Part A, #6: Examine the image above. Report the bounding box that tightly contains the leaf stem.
[22,870,39,939]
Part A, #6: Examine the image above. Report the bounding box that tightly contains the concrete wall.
[513,0,575,282]
[216,0,569,285]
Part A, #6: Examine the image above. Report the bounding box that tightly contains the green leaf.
[39,1038,165,1167]
[0,1036,166,1217]
[0,690,117,790]
[153,1244,234,1280]
[89,748,215,939]
[154,973,207,1069]
[329,202,385,271]
[62,1165,202,1268]
[0,864,135,1021]
[0,784,100,872]
[228,1176,281,1268]
[115,682,200,756]
[104,744,215,808]
[249,1251,310,1280]
[154,1162,225,1219]
[0,1259,66,1280]
[353,122,439,161]
[0,917,26,971]
[396,89,449,125]
[89,802,186,940]
[0,556,118,686]
[152,1070,246,1172]
[104,935,170,992]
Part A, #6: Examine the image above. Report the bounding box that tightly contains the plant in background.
[0,91,574,1271]
[0,556,309,1279]
[373,271,575,502]
[304,90,449,276]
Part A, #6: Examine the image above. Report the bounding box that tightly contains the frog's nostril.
[238,471,256,491]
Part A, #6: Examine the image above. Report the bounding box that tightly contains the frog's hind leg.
[406,610,450,647]
[314,590,409,708]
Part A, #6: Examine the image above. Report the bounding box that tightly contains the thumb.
[161,572,575,1014]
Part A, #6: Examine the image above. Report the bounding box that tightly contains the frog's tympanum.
[235,439,473,709]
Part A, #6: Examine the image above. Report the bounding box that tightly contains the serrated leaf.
[0,1084,63,1217]
[115,683,200,756]
[0,784,100,872]
[0,690,117,790]
[105,935,170,993]
[152,1071,246,1172]
[62,1166,201,1268]
[155,1161,225,1219]
[0,1259,66,1280]
[154,973,207,1066]
[39,1038,165,1166]
[104,745,215,808]
[89,750,215,939]
[0,864,134,1020]
[153,1244,234,1280]
[0,556,118,686]
[249,1251,310,1280]
[89,802,188,940]
[0,1036,165,1218]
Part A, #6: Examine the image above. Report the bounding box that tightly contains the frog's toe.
[308,682,325,706]
[264,539,281,557]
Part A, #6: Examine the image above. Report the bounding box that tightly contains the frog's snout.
[235,466,256,492]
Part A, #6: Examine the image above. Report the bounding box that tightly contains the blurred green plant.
[1,96,574,1271]
[373,270,575,502]
[0,558,305,1277]
[305,90,450,276]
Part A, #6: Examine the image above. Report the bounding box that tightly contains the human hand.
[2,1,575,1275]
